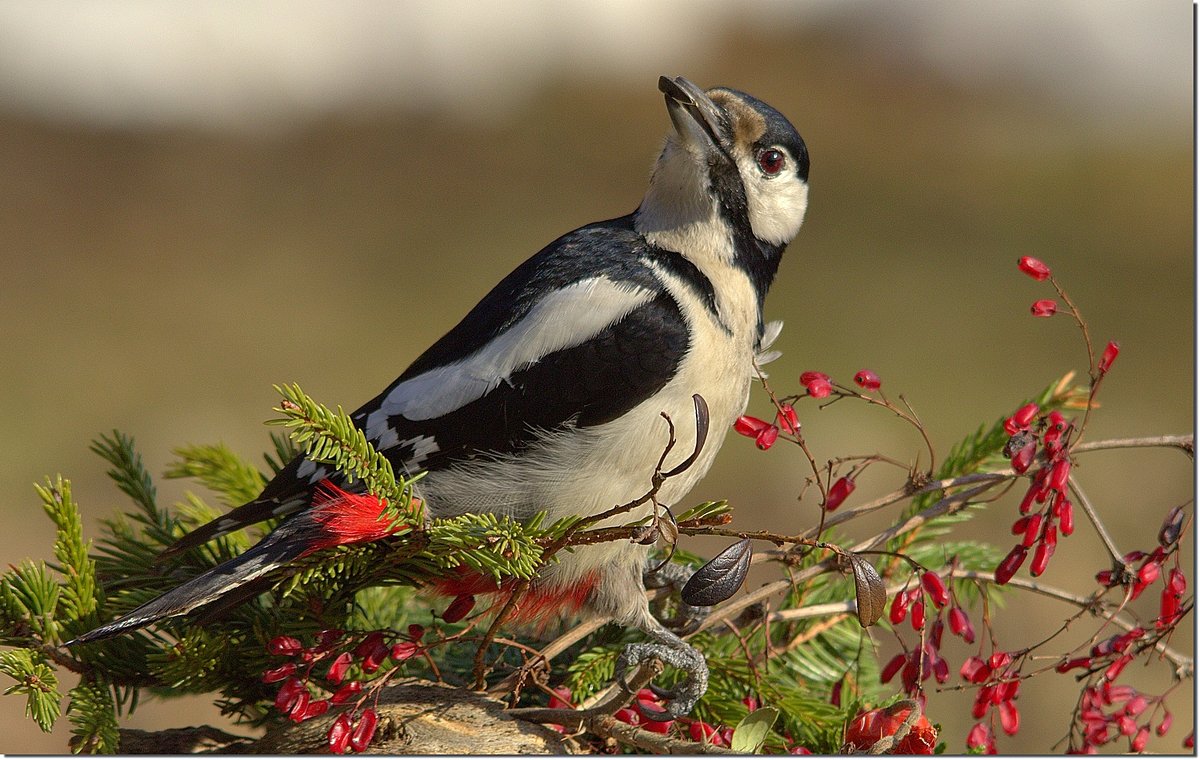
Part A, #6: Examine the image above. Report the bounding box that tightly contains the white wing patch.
[365,277,656,435]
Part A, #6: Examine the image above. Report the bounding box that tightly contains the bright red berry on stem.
[995,545,1028,585]
[262,663,296,684]
[910,600,925,630]
[998,699,1020,736]
[853,369,881,390]
[949,607,976,643]
[734,415,772,437]
[350,709,379,753]
[287,690,311,722]
[1018,256,1052,281]
[1098,340,1120,373]
[777,404,800,434]
[1030,299,1058,317]
[268,635,303,656]
[755,424,780,450]
[1030,540,1052,576]
[326,652,352,684]
[960,656,990,684]
[391,641,420,662]
[967,722,996,754]
[1048,459,1071,491]
[1013,402,1040,427]
[844,705,937,754]
[331,681,363,705]
[921,571,949,608]
[825,476,856,511]
[1021,514,1043,548]
[1010,440,1036,474]
[889,590,909,624]
[327,712,353,754]
[1157,712,1173,737]
[880,653,906,684]
[274,677,305,712]
[442,593,475,623]
[801,371,833,398]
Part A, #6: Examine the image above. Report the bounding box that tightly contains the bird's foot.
[643,557,709,635]
[615,629,708,719]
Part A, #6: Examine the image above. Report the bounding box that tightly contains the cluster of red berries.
[843,703,937,754]
[262,626,426,753]
[1069,680,1178,752]
[733,368,883,453]
[960,651,1023,748]
[995,401,1078,583]
[881,570,971,698]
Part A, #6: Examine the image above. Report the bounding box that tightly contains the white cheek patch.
[371,277,656,424]
[737,151,809,247]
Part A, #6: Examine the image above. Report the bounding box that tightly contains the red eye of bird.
[757,148,785,176]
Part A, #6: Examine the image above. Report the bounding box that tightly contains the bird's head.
[636,76,809,259]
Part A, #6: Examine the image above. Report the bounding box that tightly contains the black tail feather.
[68,531,307,646]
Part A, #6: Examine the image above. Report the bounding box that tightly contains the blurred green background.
[0,1,1192,753]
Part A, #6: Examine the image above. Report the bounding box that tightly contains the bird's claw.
[616,639,709,719]
[644,558,710,635]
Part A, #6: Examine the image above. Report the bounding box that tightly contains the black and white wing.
[161,216,691,556]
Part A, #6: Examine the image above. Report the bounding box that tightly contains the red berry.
[776,404,800,434]
[442,593,476,623]
[287,690,311,722]
[1021,514,1043,548]
[910,600,925,630]
[353,631,386,658]
[1030,539,1052,576]
[1048,459,1071,491]
[734,415,772,438]
[614,707,640,725]
[1098,340,1120,374]
[889,590,909,624]
[1013,402,1040,427]
[755,425,780,450]
[1056,498,1075,536]
[407,624,426,641]
[1017,256,1052,281]
[689,720,722,744]
[805,378,833,398]
[1055,657,1091,673]
[881,653,906,683]
[326,652,352,684]
[1138,559,1161,586]
[1132,725,1150,752]
[274,677,305,712]
[1018,483,1039,515]
[298,698,330,722]
[1167,568,1187,594]
[921,571,950,608]
[350,709,378,753]
[391,641,420,662]
[800,371,830,386]
[825,476,856,511]
[967,722,996,753]
[844,705,938,755]
[995,545,1028,585]
[268,635,304,656]
[988,651,1013,671]
[262,663,297,684]
[960,656,990,684]
[331,681,363,705]
[1157,712,1173,737]
[1030,299,1058,317]
[853,369,881,390]
[327,712,353,754]
[948,607,976,644]
[999,700,1020,736]
[1010,440,1036,474]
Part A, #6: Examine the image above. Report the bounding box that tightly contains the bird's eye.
[756,148,786,176]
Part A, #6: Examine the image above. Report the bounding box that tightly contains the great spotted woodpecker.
[71,76,809,717]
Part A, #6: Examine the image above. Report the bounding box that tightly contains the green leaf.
[731,706,779,753]
[0,648,61,732]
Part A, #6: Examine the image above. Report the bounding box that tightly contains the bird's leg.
[615,618,709,719]
[643,555,709,635]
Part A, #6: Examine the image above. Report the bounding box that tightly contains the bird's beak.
[658,75,732,163]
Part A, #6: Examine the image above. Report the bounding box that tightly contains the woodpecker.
[71,76,809,717]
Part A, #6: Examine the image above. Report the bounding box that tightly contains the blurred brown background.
[0,1,1192,754]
